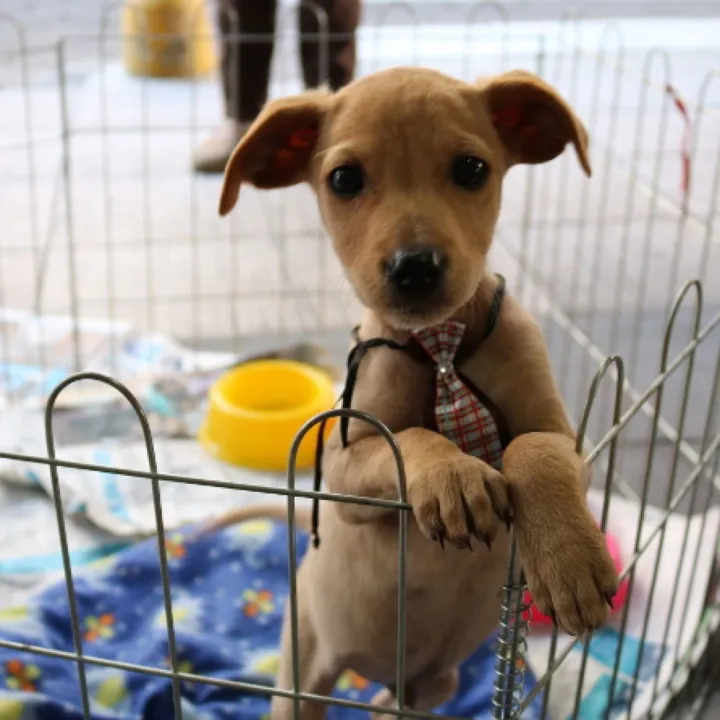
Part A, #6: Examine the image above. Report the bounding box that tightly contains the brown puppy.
[216,67,618,719]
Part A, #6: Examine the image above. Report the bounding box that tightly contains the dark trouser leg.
[298,0,361,91]
[218,0,278,122]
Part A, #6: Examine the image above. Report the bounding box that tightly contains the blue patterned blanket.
[0,520,541,719]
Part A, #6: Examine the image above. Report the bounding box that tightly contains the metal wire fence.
[0,2,719,718]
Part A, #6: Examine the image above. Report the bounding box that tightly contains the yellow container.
[121,0,216,78]
[199,360,337,472]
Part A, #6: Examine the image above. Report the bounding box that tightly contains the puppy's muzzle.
[385,246,446,300]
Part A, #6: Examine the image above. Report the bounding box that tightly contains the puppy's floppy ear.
[219,89,330,216]
[478,70,591,177]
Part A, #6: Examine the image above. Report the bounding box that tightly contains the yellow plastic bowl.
[198,360,336,472]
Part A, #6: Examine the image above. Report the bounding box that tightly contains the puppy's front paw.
[408,456,512,549]
[522,520,618,636]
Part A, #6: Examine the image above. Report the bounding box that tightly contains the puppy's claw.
[484,535,493,552]
[549,609,558,629]
[606,594,614,610]
[430,531,445,550]
[461,494,477,539]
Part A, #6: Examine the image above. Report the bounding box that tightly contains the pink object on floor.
[523,531,630,626]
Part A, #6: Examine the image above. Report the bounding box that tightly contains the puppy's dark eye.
[328,164,364,198]
[451,155,489,190]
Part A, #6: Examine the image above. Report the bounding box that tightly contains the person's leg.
[298,0,360,91]
[194,0,278,173]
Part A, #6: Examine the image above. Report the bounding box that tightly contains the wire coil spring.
[492,572,530,720]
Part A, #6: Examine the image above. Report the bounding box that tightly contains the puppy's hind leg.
[370,670,459,720]
[270,589,341,720]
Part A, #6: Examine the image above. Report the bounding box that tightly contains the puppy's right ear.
[219,90,329,216]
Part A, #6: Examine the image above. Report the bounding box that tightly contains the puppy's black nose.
[386,247,445,297]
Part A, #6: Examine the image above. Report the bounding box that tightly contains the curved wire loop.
[285,407,409,715]
[465,1,510,24]
[44,372,184,720]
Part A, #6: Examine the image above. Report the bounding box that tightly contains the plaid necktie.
[413,321,503,469]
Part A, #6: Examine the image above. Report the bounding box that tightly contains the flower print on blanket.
[0,521,542,719]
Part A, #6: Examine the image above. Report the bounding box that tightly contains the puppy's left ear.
[219,89,330,216]
[478,70,591,177]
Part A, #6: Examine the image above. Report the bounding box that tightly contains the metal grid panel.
[0,2,719,719]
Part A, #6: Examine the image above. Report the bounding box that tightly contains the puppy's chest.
[351,296,512,467]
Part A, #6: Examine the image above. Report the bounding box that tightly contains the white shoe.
[193,119,252,173]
